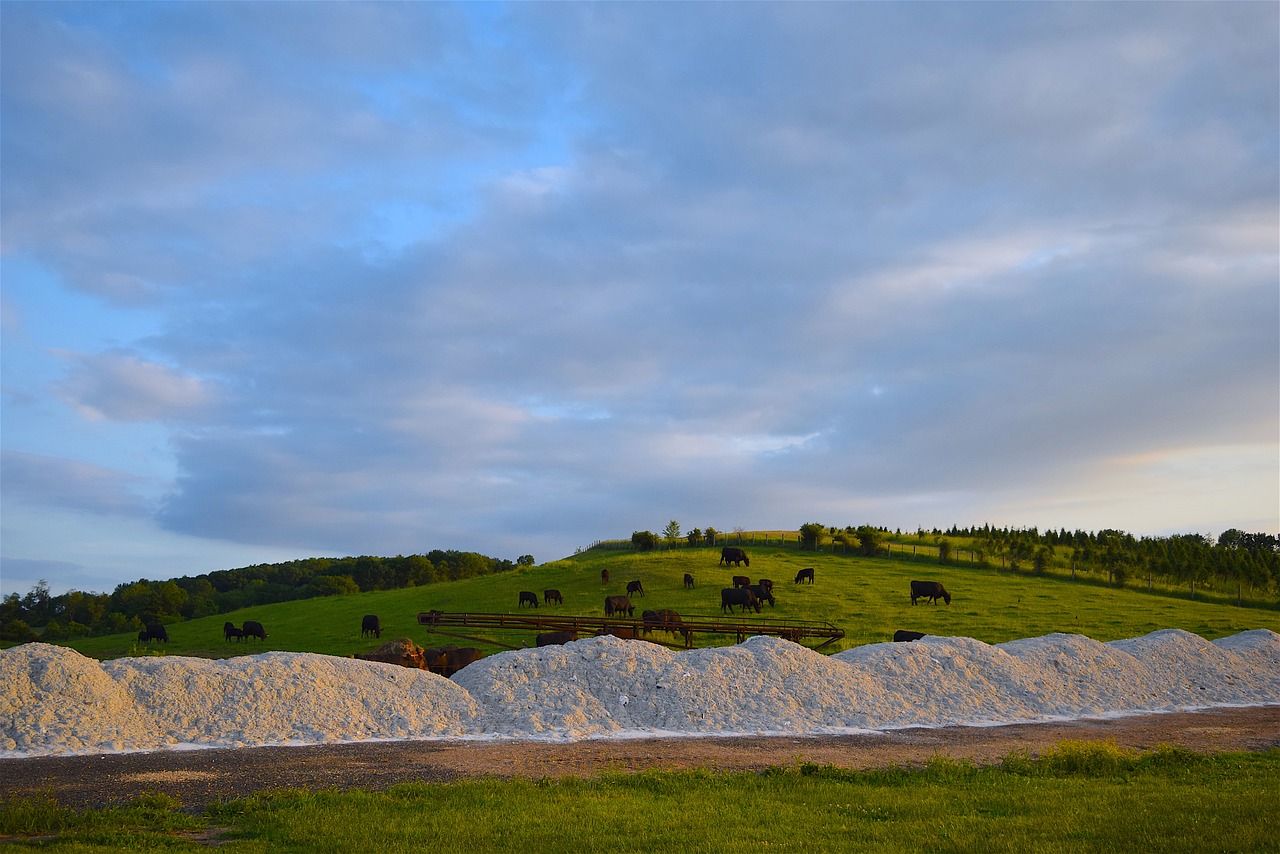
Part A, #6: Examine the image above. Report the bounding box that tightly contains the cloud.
[54,351,218,422]
[0,451,153,517]
[0,3,1275,592]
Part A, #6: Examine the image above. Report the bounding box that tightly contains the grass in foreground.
[3,743,1278,852]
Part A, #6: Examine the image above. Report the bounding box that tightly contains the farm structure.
[416,610,844,651]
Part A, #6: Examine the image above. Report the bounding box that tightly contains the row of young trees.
[630,521,1279,603]
[1,550,533,642]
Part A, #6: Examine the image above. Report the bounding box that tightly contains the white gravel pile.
[1,628,1277,757]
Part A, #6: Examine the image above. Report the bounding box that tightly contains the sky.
[2,2,1277,598]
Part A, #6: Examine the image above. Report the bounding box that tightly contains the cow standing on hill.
[224,622,244,642]
[683,573,695,589]
[138,624,168,643]
[361,615,382,638]
[747,584,775,607]
[794,568,815,584]
[910,580,951,605]
[626,580,644,597]
[721,587,761,614]
[601,568,610,584]
[732,575,750,588]
[518,591,539,608]
[719,547,749,567]
[605,595,634,617]
[544,589,563,605]
[242,621,268,641]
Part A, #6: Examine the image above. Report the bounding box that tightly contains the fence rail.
[416,610,845,651]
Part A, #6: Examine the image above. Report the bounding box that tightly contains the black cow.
[894,630,927,642]
[794,567,815,584]
[721,587,761,614]
[683,573,695,589]
[223,621,243,642]
[641,609,661,634]
[626,579,644,597]
[601,568,610,584]
[605,595,634,617]
[518,590,539,608]
[732,575,750,588]
[757,578,774,593]
[242,620,268,641]
[536,631,577,647]
[747,584,775,607]
[138,623,168,643]
[910,580,951,605]
[361,615,382,639]
[719,547,749,567]
[544,589,563,605]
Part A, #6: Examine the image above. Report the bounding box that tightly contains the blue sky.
[2,2,1277,597]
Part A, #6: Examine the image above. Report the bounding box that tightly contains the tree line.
[1,550,533,642]
[629,521,1279,604]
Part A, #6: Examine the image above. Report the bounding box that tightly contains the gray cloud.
[1,2,1275,586]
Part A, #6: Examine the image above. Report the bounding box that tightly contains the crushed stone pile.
[2,628,1277,757]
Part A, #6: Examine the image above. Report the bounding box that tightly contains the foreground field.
[53,545,1280,662]
[3,730,1278,853]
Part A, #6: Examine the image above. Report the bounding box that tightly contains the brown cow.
[543,589,563,605]
[601,568,610,584]
[683,573,695,589]
[605,595,634,617]
[732,575,750,588]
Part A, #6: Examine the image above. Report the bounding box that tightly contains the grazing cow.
[601,568,610,584]
[518,590,539,608]
[536,630,577,647]
[242,620,268,641]
[223,621,243,642]
[361,615,382,639]
[721,587,761,614]
[654,609,691,646]
[894,630,927,642]
[794,567,815,584]
[138,623,168,643]
[357,638,429,670]
[683,573,695,589]
[594,627,636,639]
[719,547,749,567]
[732,575,751,589]
[605,595,634,617]
[626,579,644,597]
[747,584,776,607]
[417,610,444,625]
[543,589,563,606]
[641,609,661,634]
[423,646,483,676]
[757,578,774,593]
[910,580,951,605]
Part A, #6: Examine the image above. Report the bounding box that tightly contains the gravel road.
[2,705,1276,812]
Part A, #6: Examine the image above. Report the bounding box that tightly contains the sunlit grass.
[50,540,1280,661]
[4,747,1277,852]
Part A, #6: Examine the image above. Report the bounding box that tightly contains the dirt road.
[2,705,1276,812]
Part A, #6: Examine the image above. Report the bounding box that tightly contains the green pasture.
[3,745,1278,852]
[50,544,1280,662]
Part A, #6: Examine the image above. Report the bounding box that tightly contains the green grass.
[3,746,1278,852]
[42,543,1280,662]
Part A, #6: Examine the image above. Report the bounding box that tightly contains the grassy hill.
[50,544,1280,662]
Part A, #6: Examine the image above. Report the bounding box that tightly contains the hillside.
[44,543,1280,662]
